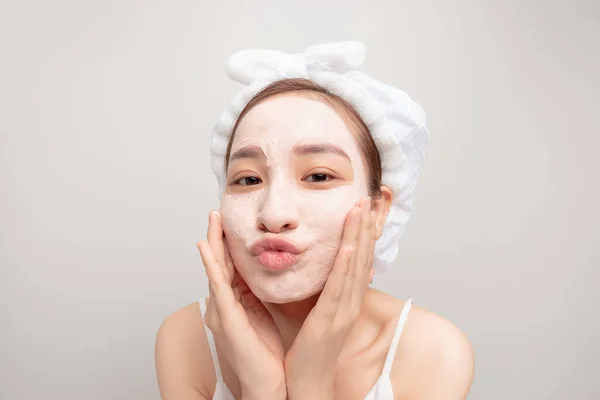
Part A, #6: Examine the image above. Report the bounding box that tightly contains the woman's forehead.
[231,95,360,153]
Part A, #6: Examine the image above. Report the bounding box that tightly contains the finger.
[197,239,217,306]
[199,243,256,354]
[197,240,238,315]
[366,201,378,287]
[356,198,376,304]
[366,220,376,285]
[353,197,374,288]
[341,197,370,311]
[204,213,225,311]
[207,211,228,281]
[222,236,235,285]
[360,219,376,296]
[318,204,361,316]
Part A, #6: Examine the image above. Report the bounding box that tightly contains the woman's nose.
[256,189,299,233]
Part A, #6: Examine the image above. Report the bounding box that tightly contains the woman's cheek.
[220,192,258,233]
[219,194,258,270]
[312,188,362,231]
[301,189,362,262]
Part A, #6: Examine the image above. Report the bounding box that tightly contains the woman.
[155,41,474,399]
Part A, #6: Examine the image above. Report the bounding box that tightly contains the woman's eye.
[305,173,331,183]
[237,176,262,186]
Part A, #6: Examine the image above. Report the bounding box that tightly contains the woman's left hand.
[284,197,377,400]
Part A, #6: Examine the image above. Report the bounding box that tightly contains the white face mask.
[220,95,369,303]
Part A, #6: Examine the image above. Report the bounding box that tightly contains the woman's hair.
[223,78,383,197]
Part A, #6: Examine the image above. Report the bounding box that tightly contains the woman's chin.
[253,282,325,304]
[261,294,310,304]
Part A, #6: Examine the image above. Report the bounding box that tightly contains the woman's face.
[220,94,370,303]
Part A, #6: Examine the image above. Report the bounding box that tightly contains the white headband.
[211,41,429,273]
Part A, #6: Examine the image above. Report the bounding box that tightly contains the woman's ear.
[370,186,393,240]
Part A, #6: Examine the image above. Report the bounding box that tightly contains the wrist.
[241,382,286,400]
[242,393,287,400]
[242,394,285,400]
[287,380,334,400]
[242,392,285,400]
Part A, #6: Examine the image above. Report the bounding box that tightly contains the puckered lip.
[249,236,304,256]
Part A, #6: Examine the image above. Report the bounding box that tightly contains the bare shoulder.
[155,302,215,400]
[387,296,475,399]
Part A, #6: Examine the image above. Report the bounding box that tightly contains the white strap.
[199,298,223,380]
[382,298,413,374]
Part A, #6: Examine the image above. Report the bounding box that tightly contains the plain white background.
[2,1,599,399]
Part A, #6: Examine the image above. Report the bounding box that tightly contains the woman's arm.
[155,303,213,400]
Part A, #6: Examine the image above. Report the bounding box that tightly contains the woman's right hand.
[197,211,286,400]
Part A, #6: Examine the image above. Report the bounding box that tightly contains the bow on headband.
[226,41,367,85]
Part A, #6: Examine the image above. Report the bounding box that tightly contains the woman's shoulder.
[368,290,475,398]
[155,301,216,399]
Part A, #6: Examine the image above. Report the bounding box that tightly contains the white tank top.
[199,297,413,400]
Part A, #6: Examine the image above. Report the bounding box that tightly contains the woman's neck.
[263,292,321,353]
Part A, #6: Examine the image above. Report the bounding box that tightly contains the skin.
[155,94,475,399]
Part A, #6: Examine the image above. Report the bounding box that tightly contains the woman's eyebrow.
[293,143,350,161]
[229,145,266,163]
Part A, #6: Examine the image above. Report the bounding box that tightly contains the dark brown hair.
[224,78,382,197]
